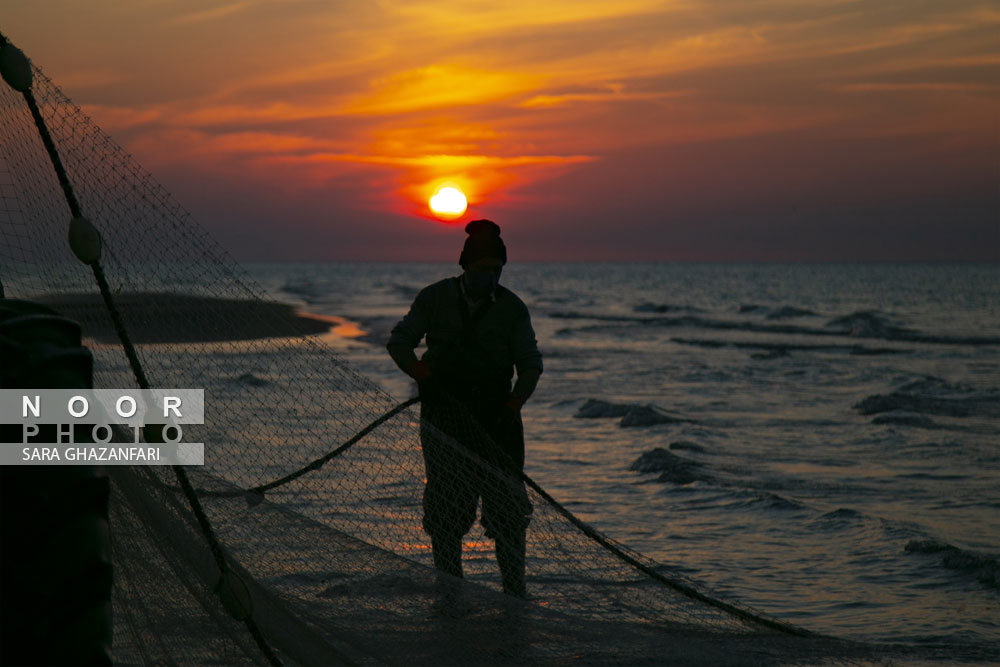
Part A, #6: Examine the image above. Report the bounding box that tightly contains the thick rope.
[521,473,813,637]
[8,49,284,667]
[21,90,82,218]
[253,396,420,494]
[200,396,420,499]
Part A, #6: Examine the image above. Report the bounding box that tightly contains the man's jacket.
[388,276,542,393]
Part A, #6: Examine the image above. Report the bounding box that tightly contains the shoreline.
[33,292,353,344]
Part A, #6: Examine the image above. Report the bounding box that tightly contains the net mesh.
[0,39,893,666]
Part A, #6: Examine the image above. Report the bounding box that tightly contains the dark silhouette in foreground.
[0,296,112,665]
[387,220,542,597]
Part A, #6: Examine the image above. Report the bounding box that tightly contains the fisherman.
[387,219,542,597]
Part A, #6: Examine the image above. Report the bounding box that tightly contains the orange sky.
[3,1,999,260]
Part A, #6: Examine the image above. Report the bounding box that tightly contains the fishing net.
[0,36,892,665]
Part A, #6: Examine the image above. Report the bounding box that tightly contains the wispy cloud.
[833,82,1000,94]
[520,88,693,108]
[274,153,596,169]
[167,1,253,26]
[344,65,544,115]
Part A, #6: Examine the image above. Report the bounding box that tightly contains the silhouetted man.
[387,219,542,597]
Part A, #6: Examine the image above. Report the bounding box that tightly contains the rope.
[521,473,814,637]
[7,47,284,667]
[253,396,420,494]
[90,262,152,389]
[200,396,420,499]
[21,90,82,218]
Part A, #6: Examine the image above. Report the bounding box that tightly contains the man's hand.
[493,393,524,434]
[409,360,442,402]
[504,394,524,412]
[408,360,431,382]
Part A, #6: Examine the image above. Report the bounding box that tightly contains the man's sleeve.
[387,287,431,350]
[511,307,543,375]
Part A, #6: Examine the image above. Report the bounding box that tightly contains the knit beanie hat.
[459,219,507,267]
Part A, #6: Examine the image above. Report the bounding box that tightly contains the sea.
[241,261,999,659]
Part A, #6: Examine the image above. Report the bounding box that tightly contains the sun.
[429,186,467,219]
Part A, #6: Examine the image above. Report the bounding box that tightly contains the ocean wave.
[575,399,633,418]
[898,377,976,397]
[672,337,905,357]
[634,302,701,314]
[737,304,818,319]
[280,280,325,302]
[871,414,944,429]
[767,306,818,320]
[813,508,869,527]
[905,540,1000,589]
[826,311,1000,345]
[575,399,690,427]
[550,312,817,336]
[669,441,707,453]
[549,311,653,322]
[231,372,270,387]
[629,448,707,485]
[854,376,1000,418]
[895,472,970,481]
[622,405,689,427]
[744,492,808,512]
[751,349,790,360]
[630,456,810,509]
[549,309,1000,346]
[391,283,419,298]
[825,311,909,338]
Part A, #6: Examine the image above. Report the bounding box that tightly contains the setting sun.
[429,186,467,219]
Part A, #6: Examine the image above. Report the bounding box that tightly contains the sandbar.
[34,292,339,344]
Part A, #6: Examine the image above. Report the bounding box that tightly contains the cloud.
[833,83,1000,93]
[520,88,692,108]
[345,64,544,115]
[380,0,669,36]
[274,153,595,169]
[166,1,253,26]
[79,105,163,130]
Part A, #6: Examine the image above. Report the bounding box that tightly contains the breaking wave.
[672,338,905,357]
[767,306,818,320]
[629,448,708,485]
[824,311,910,339]
[870,415,943,429]
[854,377,1000,418]
[575,399,690,427]
[549,309,1000,346]
[905,540,1000,590]
[391,283,420,298]
[738,304,817,319]
[634,302,702,314]
[669,441,707,453]
[231,372,270,387]
[280,279,326,303]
